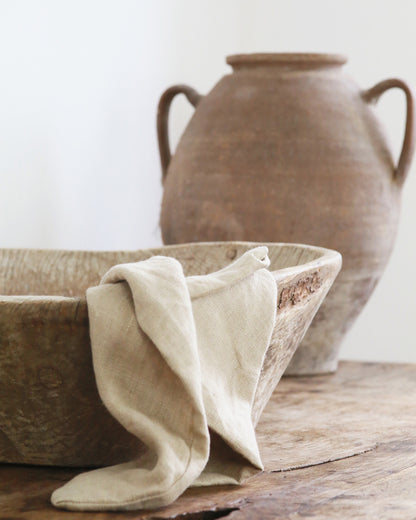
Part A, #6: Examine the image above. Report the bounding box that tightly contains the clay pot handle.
[362,78,415,186]
[157,84,202,183]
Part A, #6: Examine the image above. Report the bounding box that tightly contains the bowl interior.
[0,242,329,298]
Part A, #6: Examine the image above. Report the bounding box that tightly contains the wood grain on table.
[1,361,416,519]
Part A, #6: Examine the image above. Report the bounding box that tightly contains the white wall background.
[0,0,415,363]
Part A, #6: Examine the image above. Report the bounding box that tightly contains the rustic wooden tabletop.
[1,361,416,519]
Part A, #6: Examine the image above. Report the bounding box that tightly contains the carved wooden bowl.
[0,242,341,467]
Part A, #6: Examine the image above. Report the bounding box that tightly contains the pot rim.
[227,53,347,68]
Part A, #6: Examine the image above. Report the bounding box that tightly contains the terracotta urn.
[158,53,415,374]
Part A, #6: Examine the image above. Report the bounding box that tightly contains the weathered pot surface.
[158,53,415,374]
[0,242,341,467]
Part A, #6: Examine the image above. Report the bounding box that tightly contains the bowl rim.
[0,241,342,305]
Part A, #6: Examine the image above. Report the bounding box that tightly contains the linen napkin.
[51,246,277,511]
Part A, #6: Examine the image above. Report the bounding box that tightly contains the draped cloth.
[51,247,277,511]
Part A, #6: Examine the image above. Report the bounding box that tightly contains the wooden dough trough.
[0,242,341,467]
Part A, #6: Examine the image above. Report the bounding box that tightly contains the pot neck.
[227,53,347,73]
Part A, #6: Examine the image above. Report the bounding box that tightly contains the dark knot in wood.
[278,272,321,310]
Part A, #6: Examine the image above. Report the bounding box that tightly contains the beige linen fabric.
[51,247,277,511]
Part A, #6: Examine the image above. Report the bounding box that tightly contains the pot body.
[159,54,415,373]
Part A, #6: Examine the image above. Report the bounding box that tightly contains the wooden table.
[1,361,416,519]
